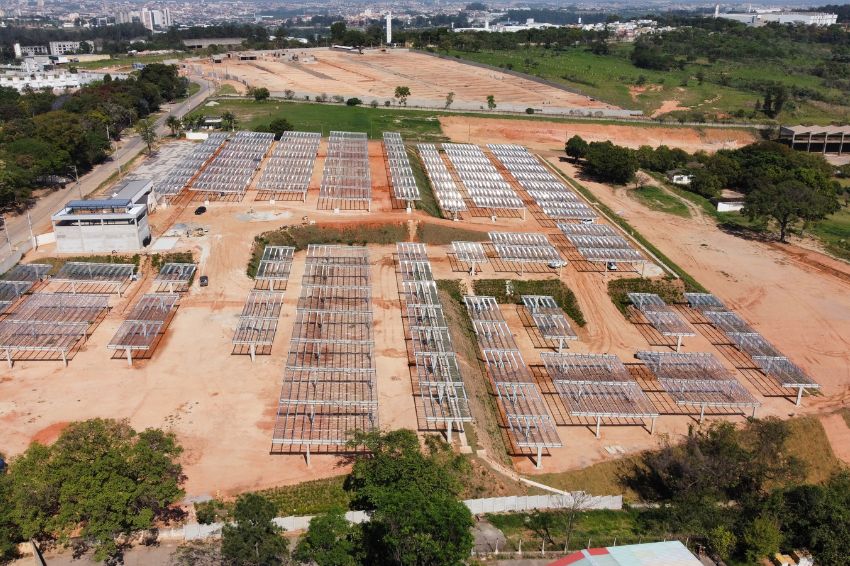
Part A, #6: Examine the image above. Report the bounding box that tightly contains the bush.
[346,97,362,106]
[332,95,345,103]
[370,99,379,108]
[195,499,229,524]
[525,107,535,114]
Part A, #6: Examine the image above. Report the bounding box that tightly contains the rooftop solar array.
[416,144,467,216]
[272,245,377,462]
[687,293,820,404]
[153,263,196,293]
[628,292,694,350]
[464,294,561,466]
[383,132,420,203]
[541,352,659,436]
[319,131,371,210]
[443,143,524,211]
[107,293,179,364]
[637,351,759,421]
[53,262,135,295]
[154,133,227,199]
[558,223,645,265]
[0,292,109,366]
[396,243,471,439]
[488,144,596,221]
[190,131,274,196]
[255,131,320,201]
[489,232,563,269]
[521,295,578,352]
[255,245,295,290]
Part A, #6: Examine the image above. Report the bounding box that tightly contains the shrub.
[345,97,362,106]
[471,279,586,327]
[332,95,345,103]
[607,277,684,315]
[525,107,535,114]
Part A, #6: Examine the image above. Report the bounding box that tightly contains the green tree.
[135,117,157,154]
[345,97,362,106]
[221,493,288,566]
[743,515,782,563]
[5,419,183,561]
[330,22,347,42]
[0,456,20,563]
[394,86,410,106]
[486,94,496,110]
[253,87,270,102]
[565,135,589,162]
[221,111,238,132]
[165,115,182,136]
[444,91,455,109]
[744,179,839,242]
[584,141,638,184]
[258,118,293,139]
[690,169,722,198]
[294,509,358,566]
[706,525,736,560]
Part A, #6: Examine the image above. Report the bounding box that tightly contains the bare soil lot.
[195,49,614,111]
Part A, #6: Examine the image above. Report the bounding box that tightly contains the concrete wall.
[54,217,150,253]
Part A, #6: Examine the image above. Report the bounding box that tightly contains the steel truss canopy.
[233,289,285,359]
[488,144,596,221]
[319,131,371,211]
[396,243,472,438]
[190,131,274,196]
[684,292,727,312]
[383,132,420,203]
[442,143,524,211]
[465,294,561,465]
[273,245,377,460]
[3,263,50,283]
[54,262,135,295]
[0,292,109,366]
[489,232,563,266]
[154,133,226,199]
[416,144,467,216]
[628,292,694,350]
[521,295,577,352]
[255,131,320,201]
[541,352,658,436]
[637,351,759,421]
[108,293,179,364]
[255,245,295,289]
[154,263,196,293]
[451,241,488,275]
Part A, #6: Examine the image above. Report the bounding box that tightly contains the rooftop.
[549,541,703,566]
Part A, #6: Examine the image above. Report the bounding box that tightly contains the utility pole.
[72,165,83,199]
[26,211,36,250]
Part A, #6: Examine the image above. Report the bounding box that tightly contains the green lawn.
[629,184,690,217]
[73,52,184,70]
[444,46,850,124]
[808,204,850,260]
[188,99,446,141]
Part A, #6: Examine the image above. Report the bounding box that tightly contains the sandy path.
[819,413,850,464]
[439,116,758,153]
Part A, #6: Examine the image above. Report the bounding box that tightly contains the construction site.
[1,123,849,498]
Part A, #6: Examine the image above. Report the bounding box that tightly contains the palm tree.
[221,111,237,132]
[165,115,182,137]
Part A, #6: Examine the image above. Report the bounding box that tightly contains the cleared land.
[2,117,848,496]
[192,48,617,112]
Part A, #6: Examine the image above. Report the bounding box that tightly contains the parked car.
[199,275,209,287]
[548,260,567,269]
[194,206,207,215]
[607,262,618,271]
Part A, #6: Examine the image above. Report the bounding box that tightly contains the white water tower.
[386,13,392,44]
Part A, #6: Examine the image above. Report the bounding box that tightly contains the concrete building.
[0,69,129,93]
[548,541,703,566]
[715,9,837,27]
[49,41,91,56]
[16,44,49,57]
[780,125,850,155]
[52,180,154,253]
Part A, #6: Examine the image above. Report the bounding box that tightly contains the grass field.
[471,279,586,327]
[73,52,183,70]
[807,204,850,261]
[629,184,690,217]
[188,99,447,141]
[445,46,849,124]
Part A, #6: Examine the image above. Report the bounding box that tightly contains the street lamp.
[71,165,83,199]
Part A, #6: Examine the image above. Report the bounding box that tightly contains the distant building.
[547,541,703,566]
[182,38,246,50]
[714,7,837,27]
[666,170,694,185]
[780,124,850,155]
[0,70,129,93]
[52,180,154,253]
[49,41,92,56]
[17,44,49,57]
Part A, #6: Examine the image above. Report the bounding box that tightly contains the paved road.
[0,77,212,262]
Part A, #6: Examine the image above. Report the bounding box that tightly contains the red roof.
[548,548,610,566]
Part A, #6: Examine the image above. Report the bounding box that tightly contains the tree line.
[565,135,842,242]
[0,63,187,210]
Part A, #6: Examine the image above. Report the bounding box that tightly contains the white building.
[0,70,129,93]
[49,41,92,56]
[715,9,837,27]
